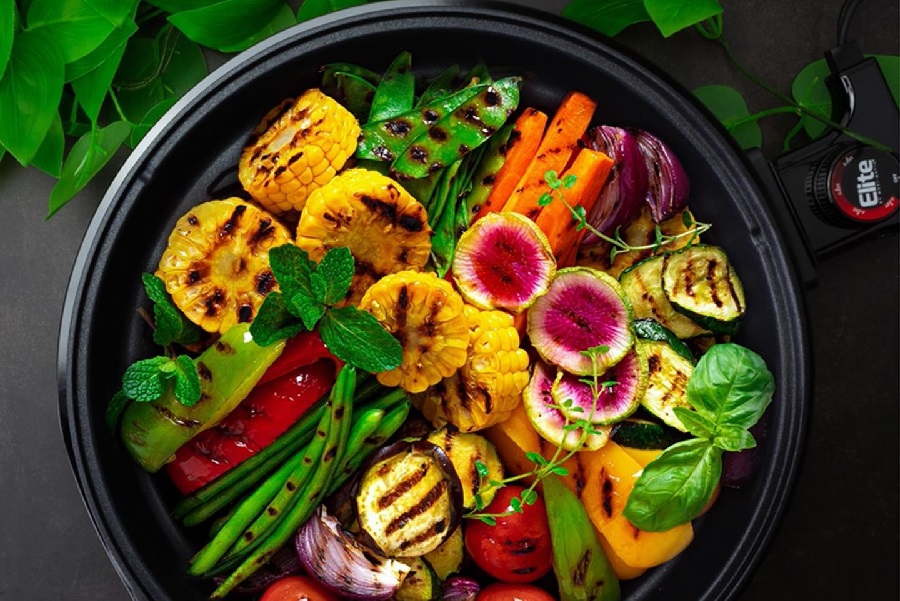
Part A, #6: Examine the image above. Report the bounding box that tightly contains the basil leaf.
[643,0,723,37]
[48,120,131,216]
[315,246,354,305]
[0,29,64,165]
[27,0,115,64]
[673,407,715,440]
[30,112,64,177]
[713,424,756,452]
[0,0,15,81]
[168,0,283,52]
[217,2,295,53]
[249,291,304,346]
[687,343,775,430]
[624,438,722,532]
[296,0,367,22]
[693,85,762,150]
[319,306,403,373]
[562,0,650,37]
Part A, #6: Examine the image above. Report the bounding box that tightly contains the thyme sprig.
[537,170,712,263]
[466,346,613,525]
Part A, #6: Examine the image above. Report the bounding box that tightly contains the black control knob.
[806,145,899,226]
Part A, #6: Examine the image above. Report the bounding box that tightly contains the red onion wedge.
[584,126,648,241]
[634,129,690,223]
[442,576,482,601]
[295,505,410,600]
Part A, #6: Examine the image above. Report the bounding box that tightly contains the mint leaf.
[713,424,756,452]
[122,356,172,402]
[624,438,722,531]
[268,244,316,301]
[687,343,775,430]
[106,390,130,431]
[315,246,354,305]
[673,407,715,439]
[141,273,201,346]
[173,354,201,406]
[319,306,402,373]
[291,291,326,331]
[249,291,304,347]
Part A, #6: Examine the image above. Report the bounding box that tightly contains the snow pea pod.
[429,160,463,276]
[356,83,484,162]
[369,51,415,122]
[327,71,376,121]
[416,64,461,107]
[391,76,521,179]
[461,122,513,227]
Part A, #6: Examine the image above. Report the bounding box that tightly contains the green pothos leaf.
[72,29,131,123]
[0,29,64,165]
[562,0,650,37]
[217,2,295,53]
[26,0,116,64]
[65,17,138,83]
[296,0,368,22]
[643,0,723,37]
[48,120,132,217]
[84,0,139,27]
[0,0,15,82]
[693,84,762,150]
[30,112,64,177]
[168,0,283,52]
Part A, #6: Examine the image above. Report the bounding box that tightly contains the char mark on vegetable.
[428,127,449,142]
[397,516,448,552]
[386,119,412,136]
[601,468,614,518]
[408,145,429,164]
[255,271,276,295]
[238,304,253,322]
[399,213,425,232]
[220,204,247,238]
[205,289,226,317]
[385,479,448,535]
[360,194,398,221]
[378,462,429,509]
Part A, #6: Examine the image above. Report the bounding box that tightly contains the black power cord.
[837,0,867,45]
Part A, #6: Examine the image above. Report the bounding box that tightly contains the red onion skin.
[721,413,769,488]
[634,129,690,223]
[442,576,482,601]
[583,126,648,242]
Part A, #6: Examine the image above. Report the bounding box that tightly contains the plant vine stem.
[108,89,136,127]
[714,36,891,151]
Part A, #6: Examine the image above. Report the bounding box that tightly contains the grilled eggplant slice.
[661,244,745,335]
[356,440,463,557]
[619,253,710,339]
[639,340,694,432]
[425,426,504,510]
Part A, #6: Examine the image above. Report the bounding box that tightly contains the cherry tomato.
[477,582,557,601]
[465,486,553,583]
[259,575,338,601]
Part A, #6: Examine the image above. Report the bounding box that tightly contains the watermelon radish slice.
[527,267,633,375]
[452,212,556,313]
[552,347,648,426]
[523,360,611,451]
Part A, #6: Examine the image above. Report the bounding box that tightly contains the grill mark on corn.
[256,271,276,295]
[238,304,253,323]
[359,194,398,222]
[205,289,226,316]
[377,462,429,509]
[385,478,447,535]
[220,204,246,238]
[455,374,469,410]
[394,285,410,346]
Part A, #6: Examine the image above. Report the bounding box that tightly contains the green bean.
[335,400,411,481]
[325,407,384,495]
[209,367,357,599]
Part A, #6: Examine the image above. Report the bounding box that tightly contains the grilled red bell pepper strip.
[166,331,339,494]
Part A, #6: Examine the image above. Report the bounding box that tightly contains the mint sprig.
[250,244,402,373]
[121,354,201,407]
[623,343,774,531]
[141,272,202,347]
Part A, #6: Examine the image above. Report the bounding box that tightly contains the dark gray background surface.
[1,0,897,599]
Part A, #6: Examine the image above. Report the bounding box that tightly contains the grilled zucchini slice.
[639,340,695,432]
[425,427,504,510]
[395,556,442,601]
[610,418,686,450]
[423,525,464,580]
[661,244,746,335]
[619,253,710,339]
[632,318,695,363]
[355,440,463,557]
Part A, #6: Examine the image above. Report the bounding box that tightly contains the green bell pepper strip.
[543,475,621,601]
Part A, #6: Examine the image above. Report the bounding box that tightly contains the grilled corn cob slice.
[238,88,360,215]
[359,271,468,393]
[414,305,530,432]
[155,198,291,334]
[296,168,433,304]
